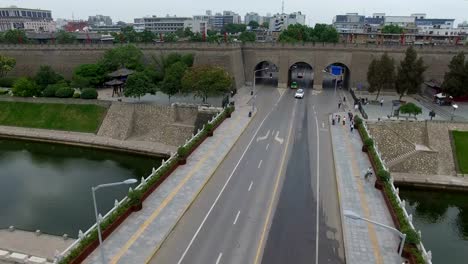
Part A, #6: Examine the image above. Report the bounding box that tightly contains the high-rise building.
[133,16,192,34]
[269,12,305,32]
[0,7,55,32]
[333,13,365,33]
[245,12,262,25]
[88,15,112,27]
[209,11,241,31]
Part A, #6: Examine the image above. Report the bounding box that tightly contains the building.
[0,7,55,32]
[133,16,192,34]
[269,12,306,32]
[245,12,262,25]
[209,11,241,31]
[416,17,456,35]
[186,17,208,34]
[88,15,112,27]
[333,13,365,33]
[64,21,89,32]
[364,13,385,33]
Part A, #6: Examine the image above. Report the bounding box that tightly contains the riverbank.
[0,125,175,157]
[393,172,468,192]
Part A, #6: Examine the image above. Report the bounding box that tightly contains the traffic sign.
[331,66,342,76]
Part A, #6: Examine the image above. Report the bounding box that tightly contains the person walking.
[380,98,384,107]
[342,117,346,126]
[337,115,341,123]
[350,122,354,132]
[354,103,359,112]
[338,99,342,109]
[364,167,373,180]
[343,96,346,102]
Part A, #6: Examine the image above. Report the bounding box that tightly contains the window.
[27,11,32,17]
[21,11,26,16]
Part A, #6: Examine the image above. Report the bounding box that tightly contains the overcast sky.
[2,0,468,25]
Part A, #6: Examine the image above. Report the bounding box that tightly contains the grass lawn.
[0,101,107,133]
[452,131,468,174]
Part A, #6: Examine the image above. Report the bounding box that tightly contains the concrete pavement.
[331,113,404,264]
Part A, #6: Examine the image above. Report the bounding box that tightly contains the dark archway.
[254,61,279,87]
[322,63,351,90]
[288,62,314,89]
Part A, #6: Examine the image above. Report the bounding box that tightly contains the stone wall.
[367,123,414,162]
[97,103,134,140]
[390,150,438,174]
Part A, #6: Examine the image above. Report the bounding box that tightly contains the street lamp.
[250,67,269,117]
[451,104,458,121]
[343,210,406,258]
[92,178,138,264]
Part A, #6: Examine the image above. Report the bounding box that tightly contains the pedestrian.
[343,96,346,102]
[364,167,373,180]
[380,98,384,107]
[337,115,341,123]
[332,115,335,125]
[354,103,359,112]
[338,99,342,109]
[343,117,346,126]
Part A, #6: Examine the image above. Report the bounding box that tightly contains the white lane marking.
[314,114,320,264]
[274,131,284,144]
[248,181,253,192]
[266,143,270,150]
[256,130,270,142]
[215,252,223,264]
[176,91,284,264]
[233,210,241,225]
[258,160,263,169]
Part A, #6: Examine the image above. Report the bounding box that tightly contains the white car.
[295,89,304,99]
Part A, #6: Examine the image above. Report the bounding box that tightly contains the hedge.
[354,116,424,263]
[58,106,235,264]
[80,88,98,99]
[0,77,17,88]
[55,87,74,98]
[43,85,59,97]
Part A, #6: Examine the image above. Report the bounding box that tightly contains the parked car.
[434,93,453,106]
[295,89,304,99]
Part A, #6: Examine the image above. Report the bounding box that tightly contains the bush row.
[354,116,425,263]
[59,106,234,264]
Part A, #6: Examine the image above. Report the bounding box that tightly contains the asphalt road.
[150,79,344,264]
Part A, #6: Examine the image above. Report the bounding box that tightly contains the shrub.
[128,189,143,206]
[12,77,40,97]
[0,89,9,95]
[177,145,189,158]
[377,169,390,182]
[80,88,98,99]
[205,122,214,132]
[0,77,17,87]
[364,138,374,147]
[43,85,59,97]
[73,92,81,98]
[55,87,74,98]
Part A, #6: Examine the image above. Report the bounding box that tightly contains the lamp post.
[92,178,138,264]
[344,210,407,258]
[451,104,458,121]
[250,67,269,117]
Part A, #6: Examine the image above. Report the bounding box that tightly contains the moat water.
[0,138,159,237]
[399,188,468,264]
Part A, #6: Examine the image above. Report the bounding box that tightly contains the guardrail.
[361,121,433,264]
[55,107,228,263]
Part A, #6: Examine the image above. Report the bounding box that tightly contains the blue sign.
[331,66,342,76]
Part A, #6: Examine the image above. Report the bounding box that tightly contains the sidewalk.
[83,87,254,264]
[331,114,403,264]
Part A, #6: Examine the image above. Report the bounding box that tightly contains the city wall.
[1,43,468,89]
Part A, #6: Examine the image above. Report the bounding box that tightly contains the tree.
[381,24,404,34]
[182,66,233,102]
[368,53,395,100]
[163,33,178,42]
[124,72,156,99]
[12,78,40,97]
[278,24,338,43]
[73,64,106,87]
[262,22,270,29]
[442,52,467,97]
[395,46,427,100]
[399,102,422,117]
[4,29,28,44]
[190,33,204,42]
[181,54,194,67]
[159,61,187,101]
[313,24,339,43]
[367,59,379,94]
[0,54,16,78]
[34,65,63,90]
[223,24,246,34]
[139,30,155,43]
[248,21,260,29]
[55,30,76,44]
[99,44,144,71]
[120,26,139,43]
[239,31,256,42]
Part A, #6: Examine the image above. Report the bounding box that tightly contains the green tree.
[163,33,178,42]
[181,54,194,67]
[278,24,338,43]
[0,54,16,78]
[442,52,467,97]
[395,46,427,100]
[12,78,40,97]
[121,26,139,43]
[4,29,28,44]
[248,21,260,29]
[99,44,144,71]
[55,30,76,44]
[223,24,246,34]
[313,24,339,42]
[139,30,155,43]
[182,65,233,102]
[159,61,187,101]
[367,59,379,94]
[124,71,156,99]
[399,102,422,117]
[73,64,106,87]
[262,22,270,28]
[190,33,204,42]
[367,53,395,100]
[239,31,256,42]
[381,24,404,34]
[34,65,63,90]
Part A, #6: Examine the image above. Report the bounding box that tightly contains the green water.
[0,138,160,237]
[399,188,468,264]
